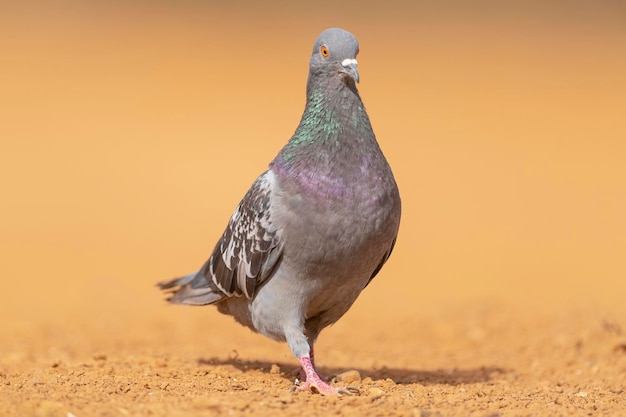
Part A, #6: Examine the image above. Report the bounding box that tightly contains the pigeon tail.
[157,271,225,305]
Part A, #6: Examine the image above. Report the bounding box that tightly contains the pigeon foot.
[292,356,359,396]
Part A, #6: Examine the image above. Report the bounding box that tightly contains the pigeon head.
[309,28,360,84]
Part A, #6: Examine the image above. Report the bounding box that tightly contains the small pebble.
[368,387,385,400]
[269,364,281,375]
[335,369,361,385]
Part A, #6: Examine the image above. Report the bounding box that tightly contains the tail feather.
[157,271,224,306]
[157,272,196,290]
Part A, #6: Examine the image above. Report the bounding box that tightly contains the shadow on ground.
[197,356,509,386]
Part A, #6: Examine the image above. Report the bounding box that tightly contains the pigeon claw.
[341,385,361,395]
[293,379,357,396]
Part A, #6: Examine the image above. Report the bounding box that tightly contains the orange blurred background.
[1,0,625,326]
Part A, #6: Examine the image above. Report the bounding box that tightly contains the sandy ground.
[1,299,625,416]
[2,2,626,416]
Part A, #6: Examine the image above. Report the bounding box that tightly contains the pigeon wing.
[364,236,397,288]
[158,170,282,304]
[205,170,282,299]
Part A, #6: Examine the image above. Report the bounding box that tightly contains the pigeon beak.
[341,58,360,83]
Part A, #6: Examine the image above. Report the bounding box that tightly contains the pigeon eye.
[320,45,330,58]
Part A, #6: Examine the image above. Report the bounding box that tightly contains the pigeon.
[158,27,401,395]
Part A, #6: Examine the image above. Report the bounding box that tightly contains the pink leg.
[309,346,324,379]
[292,346,323,381]
[294,356,358,396]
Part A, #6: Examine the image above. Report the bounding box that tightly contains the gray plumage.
[158,28,401,395]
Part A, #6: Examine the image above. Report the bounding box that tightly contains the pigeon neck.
[270,76,389,203]
[276,76,373,162]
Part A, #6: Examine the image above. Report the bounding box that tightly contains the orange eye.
[320,45,330,57]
